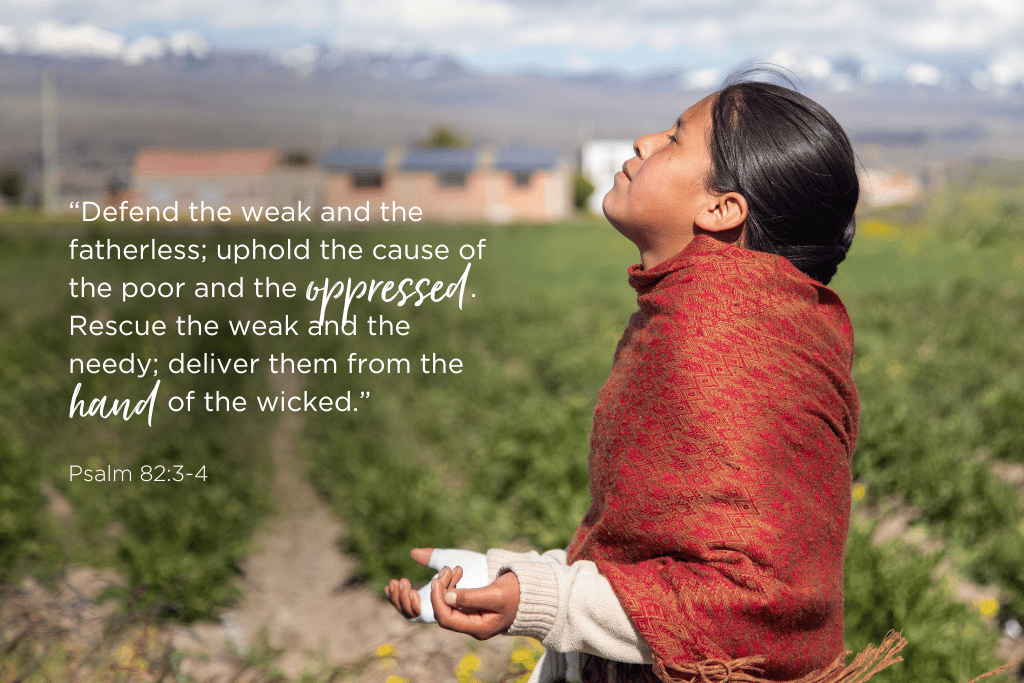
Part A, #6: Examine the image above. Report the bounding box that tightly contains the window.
[352,171,384,189]
[437,170,467,187]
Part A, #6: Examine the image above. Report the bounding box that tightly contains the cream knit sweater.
[486,548,654,683]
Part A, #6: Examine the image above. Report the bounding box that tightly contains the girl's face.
[602,96,719,259]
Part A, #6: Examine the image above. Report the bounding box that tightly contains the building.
[859,167,925,208]
[130,148,321,220]
[127,144,571,224]
[323,145,571,224]
[581,140,635,214]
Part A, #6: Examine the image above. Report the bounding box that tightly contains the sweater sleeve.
[486,549,655,664]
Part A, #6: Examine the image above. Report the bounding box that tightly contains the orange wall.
[323,168,569,223]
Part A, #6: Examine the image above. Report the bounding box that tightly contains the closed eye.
[667,134,678,143]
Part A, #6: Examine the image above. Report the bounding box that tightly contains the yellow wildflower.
[456,653,482,683]
[860,220,896,238]
[974,597,999,617]
[512,647,536,667]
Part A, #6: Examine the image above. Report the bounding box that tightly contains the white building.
[581,140,635,214]
[859,167,925,209]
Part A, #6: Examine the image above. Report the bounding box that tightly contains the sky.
[2,0,1024,90]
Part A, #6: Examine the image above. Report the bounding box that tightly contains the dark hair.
[705,68,858,285]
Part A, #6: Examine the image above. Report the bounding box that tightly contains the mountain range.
[2,44,1023,183]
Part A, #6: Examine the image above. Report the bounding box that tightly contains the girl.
[387,70,895,683]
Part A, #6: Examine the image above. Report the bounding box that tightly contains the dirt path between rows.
[170,370,516,682]
[10,370,1022,681]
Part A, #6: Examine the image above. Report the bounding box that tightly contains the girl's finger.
[399,578,414,616]
[431,574,456,626]
[387,579,408,617]
[444,584,500,612]
[386,580,401,609]
[411,548,434,566]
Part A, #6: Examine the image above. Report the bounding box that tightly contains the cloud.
[989,50,1024,87]
[0,20,211,64]
[905,62,942,86]
[322,0,1024,77]
[2,0,1024,84]
[0,24,17,52]
[123,35,165,65]
[332,0,517,53]
[166,30,208,58]
[25,19,125,58]
[273,43,319,76]
[770,47,832,80]
[972,48,1024,94]
[680,67,722,90]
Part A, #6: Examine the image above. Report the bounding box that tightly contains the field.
[1,162,1023,682]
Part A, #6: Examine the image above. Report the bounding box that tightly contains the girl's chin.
[606,220,645,248]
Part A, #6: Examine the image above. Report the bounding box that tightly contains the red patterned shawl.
[567,235,860,682]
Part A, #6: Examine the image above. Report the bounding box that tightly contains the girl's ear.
[694,192,747,233]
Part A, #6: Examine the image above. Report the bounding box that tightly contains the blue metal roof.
[402,148,478,172]
[322,149,385,171]
[323,146,563,173]
[495,147,561,171]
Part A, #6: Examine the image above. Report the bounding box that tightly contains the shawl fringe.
[642,631,1010,683]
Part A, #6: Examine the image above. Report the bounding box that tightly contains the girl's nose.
[633,131,662,160]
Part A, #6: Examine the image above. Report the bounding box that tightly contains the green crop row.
[926,160,1024,247]
[1,172,1022,683]
[302,293,617,581]
[0,235,273,621]
[850,280,1024,615]
[844,518,1006,683]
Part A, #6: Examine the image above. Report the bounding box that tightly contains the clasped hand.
[385,547,520,640]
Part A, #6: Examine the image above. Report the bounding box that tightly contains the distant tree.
[0,165,23,205]
[420,125,470,148]
[573,171,595,211]
[282,149,312,166]
[107,172,130,204]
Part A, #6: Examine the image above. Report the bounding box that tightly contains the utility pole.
[41,67,59,214]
